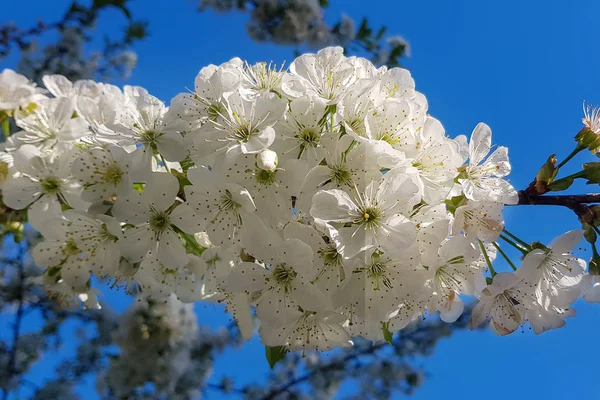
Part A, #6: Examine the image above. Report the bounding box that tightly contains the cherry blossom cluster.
[1,47,597,349]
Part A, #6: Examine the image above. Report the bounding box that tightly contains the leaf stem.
[478,239,496,277]
[492,242,517,271]
[556,145,585,170]
[498,233,529,255]
[502,229,531,250]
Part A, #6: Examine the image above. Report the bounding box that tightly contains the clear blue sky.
[4,1,600,399]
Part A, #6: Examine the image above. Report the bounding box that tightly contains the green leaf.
[265,345,288,369]
[444,194,467,215]
[357,18,370,41]
[381,322,393,345]
[548,177,574,191]
[125,21,148,41]
[375,26,387,41]
[319,0,329,7]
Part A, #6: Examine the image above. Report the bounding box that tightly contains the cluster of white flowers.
[97,295,203,398]
[1,47,598,349]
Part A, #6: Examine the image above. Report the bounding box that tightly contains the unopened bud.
[528,154,557,194]
[194,231,213,248]
[256,149,278,172]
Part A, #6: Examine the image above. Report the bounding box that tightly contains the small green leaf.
[381,322,393,345]
[265,345,288,369]
[444,194,467,215]
[548,177,574,191]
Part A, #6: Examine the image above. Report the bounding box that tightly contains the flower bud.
[194,231,213,248]
[527,154,557,195]
[256,149,278,172]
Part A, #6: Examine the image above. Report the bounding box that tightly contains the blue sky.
[4,0,600,399]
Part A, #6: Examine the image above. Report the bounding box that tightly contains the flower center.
[318,244,343,268]
[357,206,381,227]
[255,169,277,186]
[347,118,366,135]
[299,128,320,147]
[40,176,61,194]
[149,211,171,232]
[272,263,297,290]
[365,261,393,290]
[141,130,161,147]
[329,166,351,186]
[207,103,224,121]
[64,240,80,256]
[230,124,252,142]
[219,190,239,212]
[103,164,124,185]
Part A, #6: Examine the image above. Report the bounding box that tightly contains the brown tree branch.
[514,191,600,206]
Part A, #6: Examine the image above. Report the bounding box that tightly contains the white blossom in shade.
[193,91,286,162]
[0,68,45,111]
[296,136,387,216]
[282,46,358,105]
[108,86,187,170]
[2,145,85,230]
[62,210,122,277]
[526,301,576,335]
[335,248,425,324]
[284,220,347,295]
[310,169,420,259]
[272,95,330,167]
[346,97,415,148]
[71,146,132,202]
[7,97,89,152]
[221,153,307,227]
[32,271,101,309]
[134,251,201,301]
[518,230,586,308]
[259,309,352,350]
[228,214,331,326]
[42,74,100,99]
[469,272,534,335]
[385,117,463,203]
[453,200,505,242]
[112,172,203,269]
[191,244,241,302]
[32,216,91,290]
[458,122,518,204]
[420,236,486,322]
[185,165,256,246]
